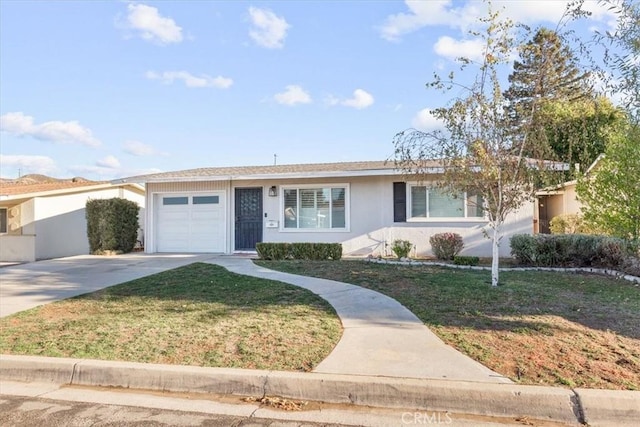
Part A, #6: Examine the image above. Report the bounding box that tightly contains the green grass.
[0,263,341,371]
[256,260,640,390]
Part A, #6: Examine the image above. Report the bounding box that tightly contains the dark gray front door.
[235,188,263,250]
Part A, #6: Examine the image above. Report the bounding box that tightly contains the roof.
[0,181,144,202]
[0,180,107,196]
[535,154,604,196]
[116,157,570,184]
[116,160,439,183]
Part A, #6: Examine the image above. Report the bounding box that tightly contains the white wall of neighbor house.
[33,188,145,260]
[0,199,35,262]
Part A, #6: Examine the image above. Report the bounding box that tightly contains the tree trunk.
[491,223,501,287]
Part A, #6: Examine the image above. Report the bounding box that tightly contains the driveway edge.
[3,355,639,425]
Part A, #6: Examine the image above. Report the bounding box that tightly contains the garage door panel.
[156,192,226,253]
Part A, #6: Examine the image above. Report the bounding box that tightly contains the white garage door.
[156,193,226,253]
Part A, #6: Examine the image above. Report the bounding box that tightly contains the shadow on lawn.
[74,262,337,315]
[256,260,640,341]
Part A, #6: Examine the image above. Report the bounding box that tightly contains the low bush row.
[256,243,342,261]
[510,234,638,271]
[453,255,480,266]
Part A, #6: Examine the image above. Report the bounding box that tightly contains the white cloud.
[146,70,233,89]
[380,0,459,41]
[248,7,290,49]
[96,155,121,169]
[380,0,611,41]
[433,36,485,63]
[123,140,163,156]
[341,89,375,109]
[126,4,183,45]
[274,85,312,106]
[0,154,57,176]
[412,108,445,131]
[326,89,375,110]
[0,112,101,147]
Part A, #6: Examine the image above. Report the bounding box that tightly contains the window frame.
[406,184,487,222]
[279,183,350,232]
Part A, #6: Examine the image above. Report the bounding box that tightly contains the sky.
[0,0,619,180]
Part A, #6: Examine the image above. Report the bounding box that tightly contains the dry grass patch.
[0,263,341,371]
[257,260,640,390]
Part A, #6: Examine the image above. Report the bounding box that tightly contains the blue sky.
[0,1,617,180]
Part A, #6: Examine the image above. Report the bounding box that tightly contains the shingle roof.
[0,180,108,196]
[118,160,442,183]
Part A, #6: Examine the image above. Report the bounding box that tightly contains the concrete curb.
[3,355,639,425]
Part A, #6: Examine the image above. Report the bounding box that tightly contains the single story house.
[117,160,535,258]
[0,181,145,262]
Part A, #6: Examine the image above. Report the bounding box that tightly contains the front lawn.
[257,260,640,390]
[0,263,341,371]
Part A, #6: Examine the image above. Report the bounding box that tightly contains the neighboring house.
[534,155,603,234]
[0,181,145,262]
[535,180,581,234]
[116,160,535,258]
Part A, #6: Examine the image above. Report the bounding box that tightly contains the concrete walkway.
[210,258,510,383]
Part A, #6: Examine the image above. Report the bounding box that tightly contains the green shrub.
[549,214,591,234]
[256,243,291,260]
[256,243,342,261]
[510,233,633,270]
[86,198,139,254]
[595,237,628,268]
[429,232,464,260]
[566,234,600,266]
[510,234,537,265]
[453,256,480,266]
[391,239,413,259]
[535,234,573,266]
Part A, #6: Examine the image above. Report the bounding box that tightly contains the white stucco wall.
[257,175,533,258]
[0,235,35,262]
[144,176,534,259]
[32,188,145,260]
[0,200,37,262]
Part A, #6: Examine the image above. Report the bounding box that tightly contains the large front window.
[409,186,484,219]
[283,185,347,230]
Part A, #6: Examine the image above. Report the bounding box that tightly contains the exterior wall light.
[268,186,277,197]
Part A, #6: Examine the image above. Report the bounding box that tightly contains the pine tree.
[504,28,591,128]
[504,28,594,170]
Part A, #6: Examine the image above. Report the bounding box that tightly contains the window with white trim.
[282,185,347,230]
[409,186,484,219]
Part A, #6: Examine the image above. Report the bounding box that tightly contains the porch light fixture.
[268,186,278,197]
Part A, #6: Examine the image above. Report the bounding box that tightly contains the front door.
[235,188,263,251]
[538,196,550,234]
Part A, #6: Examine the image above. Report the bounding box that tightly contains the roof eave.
[0,182,144,200]
[121,167,451,184]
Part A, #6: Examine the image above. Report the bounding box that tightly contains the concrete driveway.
[0,253,218,317]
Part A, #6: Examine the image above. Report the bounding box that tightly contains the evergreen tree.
[504,28,591,128]
[504,28,594,170]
